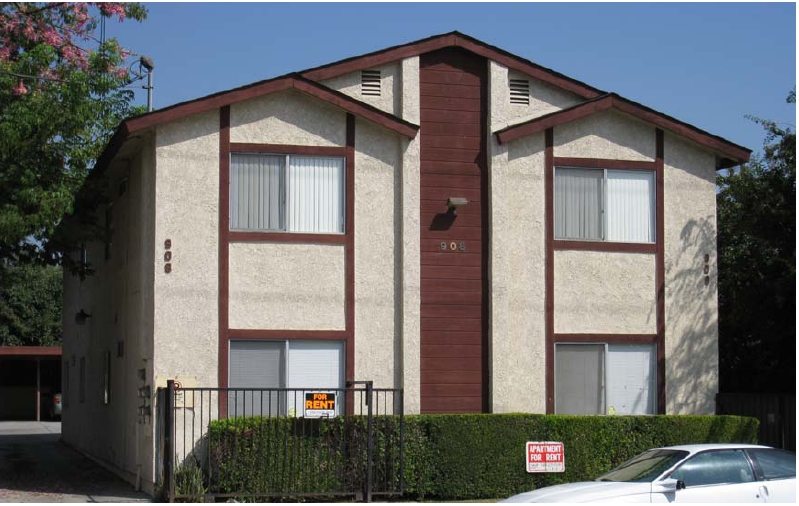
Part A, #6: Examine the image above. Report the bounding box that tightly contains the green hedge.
[202,414,758,501]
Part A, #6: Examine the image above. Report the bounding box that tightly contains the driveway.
[0,421,150,503]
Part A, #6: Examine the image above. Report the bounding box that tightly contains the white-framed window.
[228,339,345,418]
[555,343,656,415]
[554,167,655,243]
[230,153,345,234]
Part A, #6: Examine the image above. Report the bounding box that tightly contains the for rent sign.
[526,441,565,473]
[304,392,336,418]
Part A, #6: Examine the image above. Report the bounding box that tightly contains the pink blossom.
[114,67,128,79]
[41,27,62,47]
[12,79,28,96]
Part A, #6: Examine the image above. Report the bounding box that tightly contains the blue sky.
[110,2,795,156]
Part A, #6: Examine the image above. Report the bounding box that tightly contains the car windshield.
[597,450,689,483]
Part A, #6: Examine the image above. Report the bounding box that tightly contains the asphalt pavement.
[0,421,150,503]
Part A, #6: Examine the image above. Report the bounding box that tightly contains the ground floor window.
[555,343,655,415]
[228,339,344,417]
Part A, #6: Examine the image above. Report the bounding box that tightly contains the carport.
[0,346,62,421]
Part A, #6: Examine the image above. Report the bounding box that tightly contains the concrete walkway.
[0,421,150,503]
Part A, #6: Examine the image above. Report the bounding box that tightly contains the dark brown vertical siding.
[420,48,487,414]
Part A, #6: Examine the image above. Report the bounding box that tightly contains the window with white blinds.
[555,343,656,415]
[554,167,655,243]
[228,339,344,418]
[230,153,345,234]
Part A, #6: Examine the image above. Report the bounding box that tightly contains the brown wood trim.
[219,106,231,413]
[544,128,555,414]
[301,31,602,99]
[479,53,490,414]
[229,231,347,244]
[495,94,750,166]
[655,128,666,414]
[229,329,348,340]
[345,114,355,384]
[554,334,658,344]
[0,346,62,357]
[230,143,347,156]
[553,157,657,170]
[554,240,657,254]
[496,95,613,145]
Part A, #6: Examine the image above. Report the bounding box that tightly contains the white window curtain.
[554,168,603,241]
[287,340,344,417]
[605,171,655,243]
[230,154,344,234]
[555,344,605,415]
[288,156,344,234]
[228,340,286,417]
[606,344,655,415]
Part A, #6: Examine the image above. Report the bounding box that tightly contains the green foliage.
[174,459,207,502]
[0,262,61,346]
[206,413,758,501]
[717,89,796,392]
[0,3,147,268]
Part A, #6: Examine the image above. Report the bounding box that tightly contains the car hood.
[501,481,652,503]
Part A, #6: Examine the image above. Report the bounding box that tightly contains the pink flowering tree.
[0,3,146,268]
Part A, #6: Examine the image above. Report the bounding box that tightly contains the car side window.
[669,450,755,487]
[748,449,796,481]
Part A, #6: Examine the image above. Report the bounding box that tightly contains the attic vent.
[509,78,530,105]
[361,69,381,96]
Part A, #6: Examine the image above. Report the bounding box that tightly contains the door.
[667,450,762,502]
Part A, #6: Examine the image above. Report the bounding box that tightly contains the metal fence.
[716,392,795,451]
[158,380,404,502]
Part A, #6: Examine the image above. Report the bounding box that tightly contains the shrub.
[205,414,758,501]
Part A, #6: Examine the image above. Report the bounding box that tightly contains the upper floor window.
[554,167,655,244]
[230,153,345,234]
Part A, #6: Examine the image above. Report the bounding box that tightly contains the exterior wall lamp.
[447,197,469,215]
[75,309,92,325]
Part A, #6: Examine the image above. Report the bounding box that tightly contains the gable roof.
[93,73,420,175]
[301,31,604,99]
[494,93,751,168]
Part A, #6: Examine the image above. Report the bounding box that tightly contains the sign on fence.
[304,392,336,418]
[526,441,565,473]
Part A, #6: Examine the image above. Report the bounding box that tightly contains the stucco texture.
[554,250,657,334]
[400,57,422,414]
[554,110,656,162]
[663,133,719,414]
[321,61,400,116]
[230,89,346,146]
[490,133,547,413]
[490,61,582,131]
[353,118,402,390]
[153,110,220,390]
[228,242,346,330]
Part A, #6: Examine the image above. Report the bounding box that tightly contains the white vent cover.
[361,69,381,96]
[510,78,530,105]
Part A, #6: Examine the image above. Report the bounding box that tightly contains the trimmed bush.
[206,414,758,501]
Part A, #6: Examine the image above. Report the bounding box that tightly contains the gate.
[157,380,404,502]
[716,392,795,450]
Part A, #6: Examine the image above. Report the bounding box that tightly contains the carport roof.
[0,346,62,358]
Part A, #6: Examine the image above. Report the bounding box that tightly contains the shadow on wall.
[665,214,719,414]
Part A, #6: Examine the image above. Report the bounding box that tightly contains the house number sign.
[440,241,466,252]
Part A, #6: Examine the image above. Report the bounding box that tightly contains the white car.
[502,444,795,503]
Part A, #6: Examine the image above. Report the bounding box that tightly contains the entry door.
[419,48,487,413]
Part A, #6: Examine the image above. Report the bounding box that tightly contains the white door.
[668,450,762,503]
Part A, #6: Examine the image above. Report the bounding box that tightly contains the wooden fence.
[716,393,795,450]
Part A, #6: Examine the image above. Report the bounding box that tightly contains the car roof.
[658,444,772,454]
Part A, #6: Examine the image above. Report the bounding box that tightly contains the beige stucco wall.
[229,243,346,330]
[230,89,346,146]
[153,111,220,391]
[61,133,158,495]
[490,61,582,131]
[321,61,401,116]
[400,56,422,414]
[554,251,657,334]
[663,133,719,414]
[554,110,656,161]
[353,118,402,390]
[490,133,547,413]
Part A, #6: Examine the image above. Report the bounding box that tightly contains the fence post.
[364,381,374,503]
[399,388,405,495]
[165,379,175,502]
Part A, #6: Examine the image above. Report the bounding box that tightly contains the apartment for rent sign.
[526,442,565,473]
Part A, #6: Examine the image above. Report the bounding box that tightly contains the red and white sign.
[526,441,565,473]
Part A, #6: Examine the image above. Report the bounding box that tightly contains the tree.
[0,263,62,346]
[0,2,147,268]
[717,89,796,393]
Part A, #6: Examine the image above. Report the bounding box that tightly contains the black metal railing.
[158,380,404,502]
